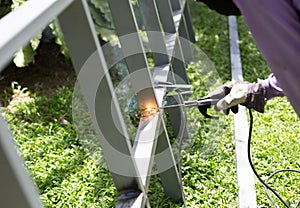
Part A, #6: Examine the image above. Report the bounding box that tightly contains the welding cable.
[265,169,300,208]
[177,91,188,208]
[296,198,300,208]
[247,108,300,208]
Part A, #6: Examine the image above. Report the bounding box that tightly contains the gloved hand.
[210,81,267,114]
[206,81,238,115]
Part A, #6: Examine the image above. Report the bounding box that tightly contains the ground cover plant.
[1,1,299,207]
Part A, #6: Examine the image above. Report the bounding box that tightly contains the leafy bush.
[4,0,118,67]
[0,0,11,17]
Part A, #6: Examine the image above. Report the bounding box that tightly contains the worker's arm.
[259,73,284,100]
[195,0,241,16]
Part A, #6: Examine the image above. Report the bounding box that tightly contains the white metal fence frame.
[0,0,196,207]
[0,1,257,207]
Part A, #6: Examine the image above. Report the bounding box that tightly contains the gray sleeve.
[259,73,285,100]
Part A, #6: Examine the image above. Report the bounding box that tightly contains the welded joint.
[118,190,142,201]
[116,190,148,207]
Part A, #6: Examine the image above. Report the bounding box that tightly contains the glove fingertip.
[231,105,239,114]
[214,104,220,112]
[223,109,229,115]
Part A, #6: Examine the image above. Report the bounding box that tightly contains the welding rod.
[159,98,220,109]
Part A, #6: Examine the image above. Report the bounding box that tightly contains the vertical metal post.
[170,0,181,11]
[137,0,169,66]
[108,0,157,111]
[58,1,147,206]
[178,13,194,62]
[171,39,190,84]
[228,16,257,208]
[155,0,176,33]
[154,119,184,202]
[108,0,186,204]
[155,0,191,85]
[183,4,196,43]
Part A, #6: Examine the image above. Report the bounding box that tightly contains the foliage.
[13,33,42,67]
[8,0,42,67]
[0,0,11,17]
[49,20,70,59]
[5,0,141,68]
[11,0,25,9]
[6,0,119,67]
[7,0,70,67]
[88,0,117,43]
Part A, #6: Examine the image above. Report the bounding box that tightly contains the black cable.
[296,199,300,208]
[248,108,289,207]
[265,169,300,208]
[173,100,300,208]
[247,108,300,208]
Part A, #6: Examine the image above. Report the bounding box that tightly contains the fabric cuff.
[258,73,285,100]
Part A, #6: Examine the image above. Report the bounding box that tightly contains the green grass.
[2,85,117,207]
[250,98,300,207]
[1,1,300,208]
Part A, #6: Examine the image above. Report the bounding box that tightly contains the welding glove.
[207,81,239,115]
[214,81,267,114]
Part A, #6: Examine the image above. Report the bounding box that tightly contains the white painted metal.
[58,0,146,195]
[0,116,43,208]
[0,0,195,206]
[228,15,258,208]
[133,114,161,187]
